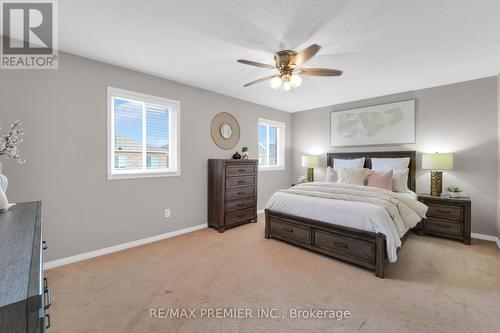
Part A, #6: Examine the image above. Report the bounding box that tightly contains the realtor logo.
[1,0,58,69]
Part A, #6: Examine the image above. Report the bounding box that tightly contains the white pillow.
[392,168,410,192]
[371,157,410,171]
[334,158,365,170]
[337,168,367,186]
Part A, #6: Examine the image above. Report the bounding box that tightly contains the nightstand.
[417,194,471,245]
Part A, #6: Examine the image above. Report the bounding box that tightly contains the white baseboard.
[471,233,500,250]
[44,223,207,270]
[257,209,265,215]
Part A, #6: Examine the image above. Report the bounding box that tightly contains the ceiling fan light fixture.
[282,78,292,92]
[290,74,302,88]
[269,76,282,89]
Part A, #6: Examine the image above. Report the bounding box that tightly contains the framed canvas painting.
[330,100,415,147]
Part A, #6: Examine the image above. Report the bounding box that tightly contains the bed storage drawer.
[270,219,311,243]
[426,204,463,221]
[314,230,376,263]
[423,218,463,238]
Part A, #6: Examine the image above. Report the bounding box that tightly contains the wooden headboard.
[326,151,417,192]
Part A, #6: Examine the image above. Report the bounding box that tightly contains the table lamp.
[422,153,453,196]
[301,155,319,182]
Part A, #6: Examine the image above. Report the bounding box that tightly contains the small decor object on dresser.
[208,159,258,232]
[0,120,25,211]
[418,194,471,245]
[232,151,242,159]
[444,186,463,198]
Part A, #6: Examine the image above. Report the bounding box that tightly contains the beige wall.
[0,52,292,261]
[292,77,498,236]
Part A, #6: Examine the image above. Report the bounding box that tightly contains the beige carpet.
[46,214,500,333]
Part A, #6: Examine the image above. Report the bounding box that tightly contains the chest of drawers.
[208,159,258,232]
[0,202,51,332]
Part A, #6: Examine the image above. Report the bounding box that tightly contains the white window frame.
[258,118,286,171]
[107,87,181,180]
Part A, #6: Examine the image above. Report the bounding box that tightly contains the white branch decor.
[0,120,25,164]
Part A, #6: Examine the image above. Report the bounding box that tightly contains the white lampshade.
[282,78,292,91]
[290,75,302,88]
[269,76,282,89]
[422,153,453,170]
[301,155,319,168]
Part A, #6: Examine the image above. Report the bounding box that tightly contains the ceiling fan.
[237,44,342,91]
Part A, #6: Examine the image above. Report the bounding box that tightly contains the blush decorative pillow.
[367,170,393,191]
[324,167,338,182]
[392,168,410,192]
[334,158,365,170]
[336,168,367,186]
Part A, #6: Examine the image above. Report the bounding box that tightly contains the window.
[258,118,285,170]
[107,87,180,179]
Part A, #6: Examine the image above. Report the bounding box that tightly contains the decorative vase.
[0,162,8,193]
[232,151,241,160]
[0,163,9,210]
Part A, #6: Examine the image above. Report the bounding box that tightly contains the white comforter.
[265,182,428,262]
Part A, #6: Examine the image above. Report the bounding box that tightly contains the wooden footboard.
[265,209,387,278]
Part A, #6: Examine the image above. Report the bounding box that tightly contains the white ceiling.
[59,0,500,112]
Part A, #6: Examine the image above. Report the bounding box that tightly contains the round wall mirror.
[220,123,233,139]
[210,112,240,150]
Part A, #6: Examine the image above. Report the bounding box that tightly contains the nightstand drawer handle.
[436,223,451,228]
[333,241,348,248]
[282,227,294,233]
[435,209,451,214]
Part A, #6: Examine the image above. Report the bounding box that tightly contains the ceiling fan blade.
[294,44,321,66]
[243,75,279,87]
[298,68,343,76]
[237,59,275,69]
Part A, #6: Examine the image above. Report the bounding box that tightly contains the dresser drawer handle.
[282,227,294,233]
[237,213,246,218]
[237,203,245,207]
[45,314,51,329]
[237,169,246,172]
[44,287,52,310]
[42,240,48,250]
[435,209,451,214]
[333,241,348,248]
[237,191,245,195]
[237,180,246,184]
[436,223,451,228]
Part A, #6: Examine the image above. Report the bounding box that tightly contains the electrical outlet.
[164,209,171,218]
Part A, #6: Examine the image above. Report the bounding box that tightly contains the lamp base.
[430,171,443,197]
[306,168,314,182]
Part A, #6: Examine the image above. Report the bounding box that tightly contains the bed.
[264,151,423,278]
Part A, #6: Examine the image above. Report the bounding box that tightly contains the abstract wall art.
[330,100,415,147]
